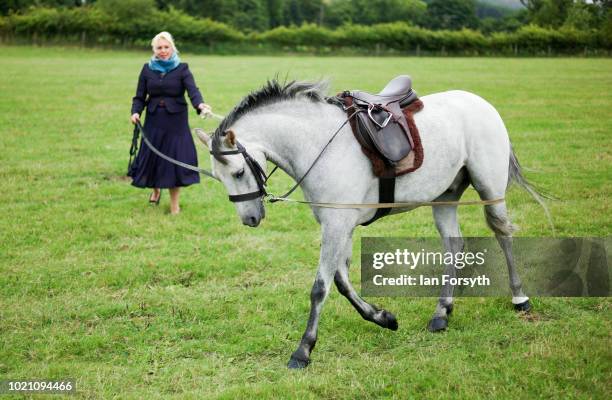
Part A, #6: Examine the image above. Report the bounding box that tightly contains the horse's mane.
[212,79,330,162]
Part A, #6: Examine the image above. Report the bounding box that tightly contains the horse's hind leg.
[428,169,469,332]
[484,202,531,311]
[429,204,463,332]
[334,244,398,330]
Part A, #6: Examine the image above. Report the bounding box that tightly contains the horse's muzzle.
[240,202,265,227]
[242,215,260,227]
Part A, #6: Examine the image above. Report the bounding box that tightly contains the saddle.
[334,75,425,226]
[339,75,424,179]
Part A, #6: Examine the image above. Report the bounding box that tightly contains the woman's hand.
[130,113,140,125]
[198,103,212,115]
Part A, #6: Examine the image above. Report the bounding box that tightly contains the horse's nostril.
[249,216,257,225]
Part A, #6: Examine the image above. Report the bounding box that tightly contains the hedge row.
[258,23,610,53]
[0,7,243,45]
[1,7,610,54]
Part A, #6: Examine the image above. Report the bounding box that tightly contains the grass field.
[1,46,611,399]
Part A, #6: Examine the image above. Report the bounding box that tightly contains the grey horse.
[196,80,547,369]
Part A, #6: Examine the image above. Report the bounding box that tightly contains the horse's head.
[195,128,266,227]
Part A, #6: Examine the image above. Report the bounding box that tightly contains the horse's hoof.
[287,357,310,369]
[427,317,448,332]
[381,310,399,331]
[514,300,531,313]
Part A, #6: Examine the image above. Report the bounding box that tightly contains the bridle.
[134,121,272,203]
[210,140,273,203]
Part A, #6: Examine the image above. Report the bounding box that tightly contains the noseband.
[211,141,271,203]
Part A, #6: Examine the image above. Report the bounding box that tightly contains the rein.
[134,121,215,179]
[132,115,505,209]
[267,109,358,201]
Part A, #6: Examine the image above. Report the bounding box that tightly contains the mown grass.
[0,46,610,399]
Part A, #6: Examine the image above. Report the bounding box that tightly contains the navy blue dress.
[128,63,203,188]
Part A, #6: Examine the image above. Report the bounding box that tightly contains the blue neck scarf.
[148,53,180,74]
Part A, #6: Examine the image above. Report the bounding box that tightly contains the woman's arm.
[182,64,205,113]
[131,65,147,117]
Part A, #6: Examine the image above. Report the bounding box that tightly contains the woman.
[129,31,211,215]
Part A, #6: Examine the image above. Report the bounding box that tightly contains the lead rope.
[268,197,505,209]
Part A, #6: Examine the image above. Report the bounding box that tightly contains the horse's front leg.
[288,222,354,369]
[334,239,398,331]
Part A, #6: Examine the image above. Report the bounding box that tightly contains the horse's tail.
[508,145,556,235]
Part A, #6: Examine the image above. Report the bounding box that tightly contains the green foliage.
[0,4,609,54]
[153,8,244,45]
[603,11,612,47]
[1,4,243,46]
[426,0,479,30]
[95,0,156,21]
[267,0,285,28]
[6,6,112,36]
[256,22,334,46]
[0,0,81,16]
[232,0,270,32]
[0,15,9,34]
[476,0,515,19]
[521,0,608,31]
[563,1,597,30]
[2,0,611,40]
[331,0,427,26]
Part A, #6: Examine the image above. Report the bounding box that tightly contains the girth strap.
[361,177,395,226]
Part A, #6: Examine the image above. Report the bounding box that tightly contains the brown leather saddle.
[333,76,425,225]
[339,75,424,179]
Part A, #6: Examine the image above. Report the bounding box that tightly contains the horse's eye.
[234,169,245,179]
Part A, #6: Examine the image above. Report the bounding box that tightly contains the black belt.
[361,177,395,226]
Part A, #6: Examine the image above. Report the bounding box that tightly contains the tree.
[563,1,595,29]
[1,0,86,16]
[325,0,354,26]
[286,0,304,25]
[425,0,478,30]
[267,0,286,28]
[325,0,426,27]
[520,0,572,27]
[520,0,607,29]
[233,0,269,31]
[95,0,155,20]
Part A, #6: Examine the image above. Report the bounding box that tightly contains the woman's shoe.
[149,190,162,205]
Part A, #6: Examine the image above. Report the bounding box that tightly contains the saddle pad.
[348,99,424,178]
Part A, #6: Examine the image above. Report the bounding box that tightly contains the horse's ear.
[224,130,236,147]
[193,128,211,148]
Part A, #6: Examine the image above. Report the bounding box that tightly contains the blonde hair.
[151,31,178,53]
